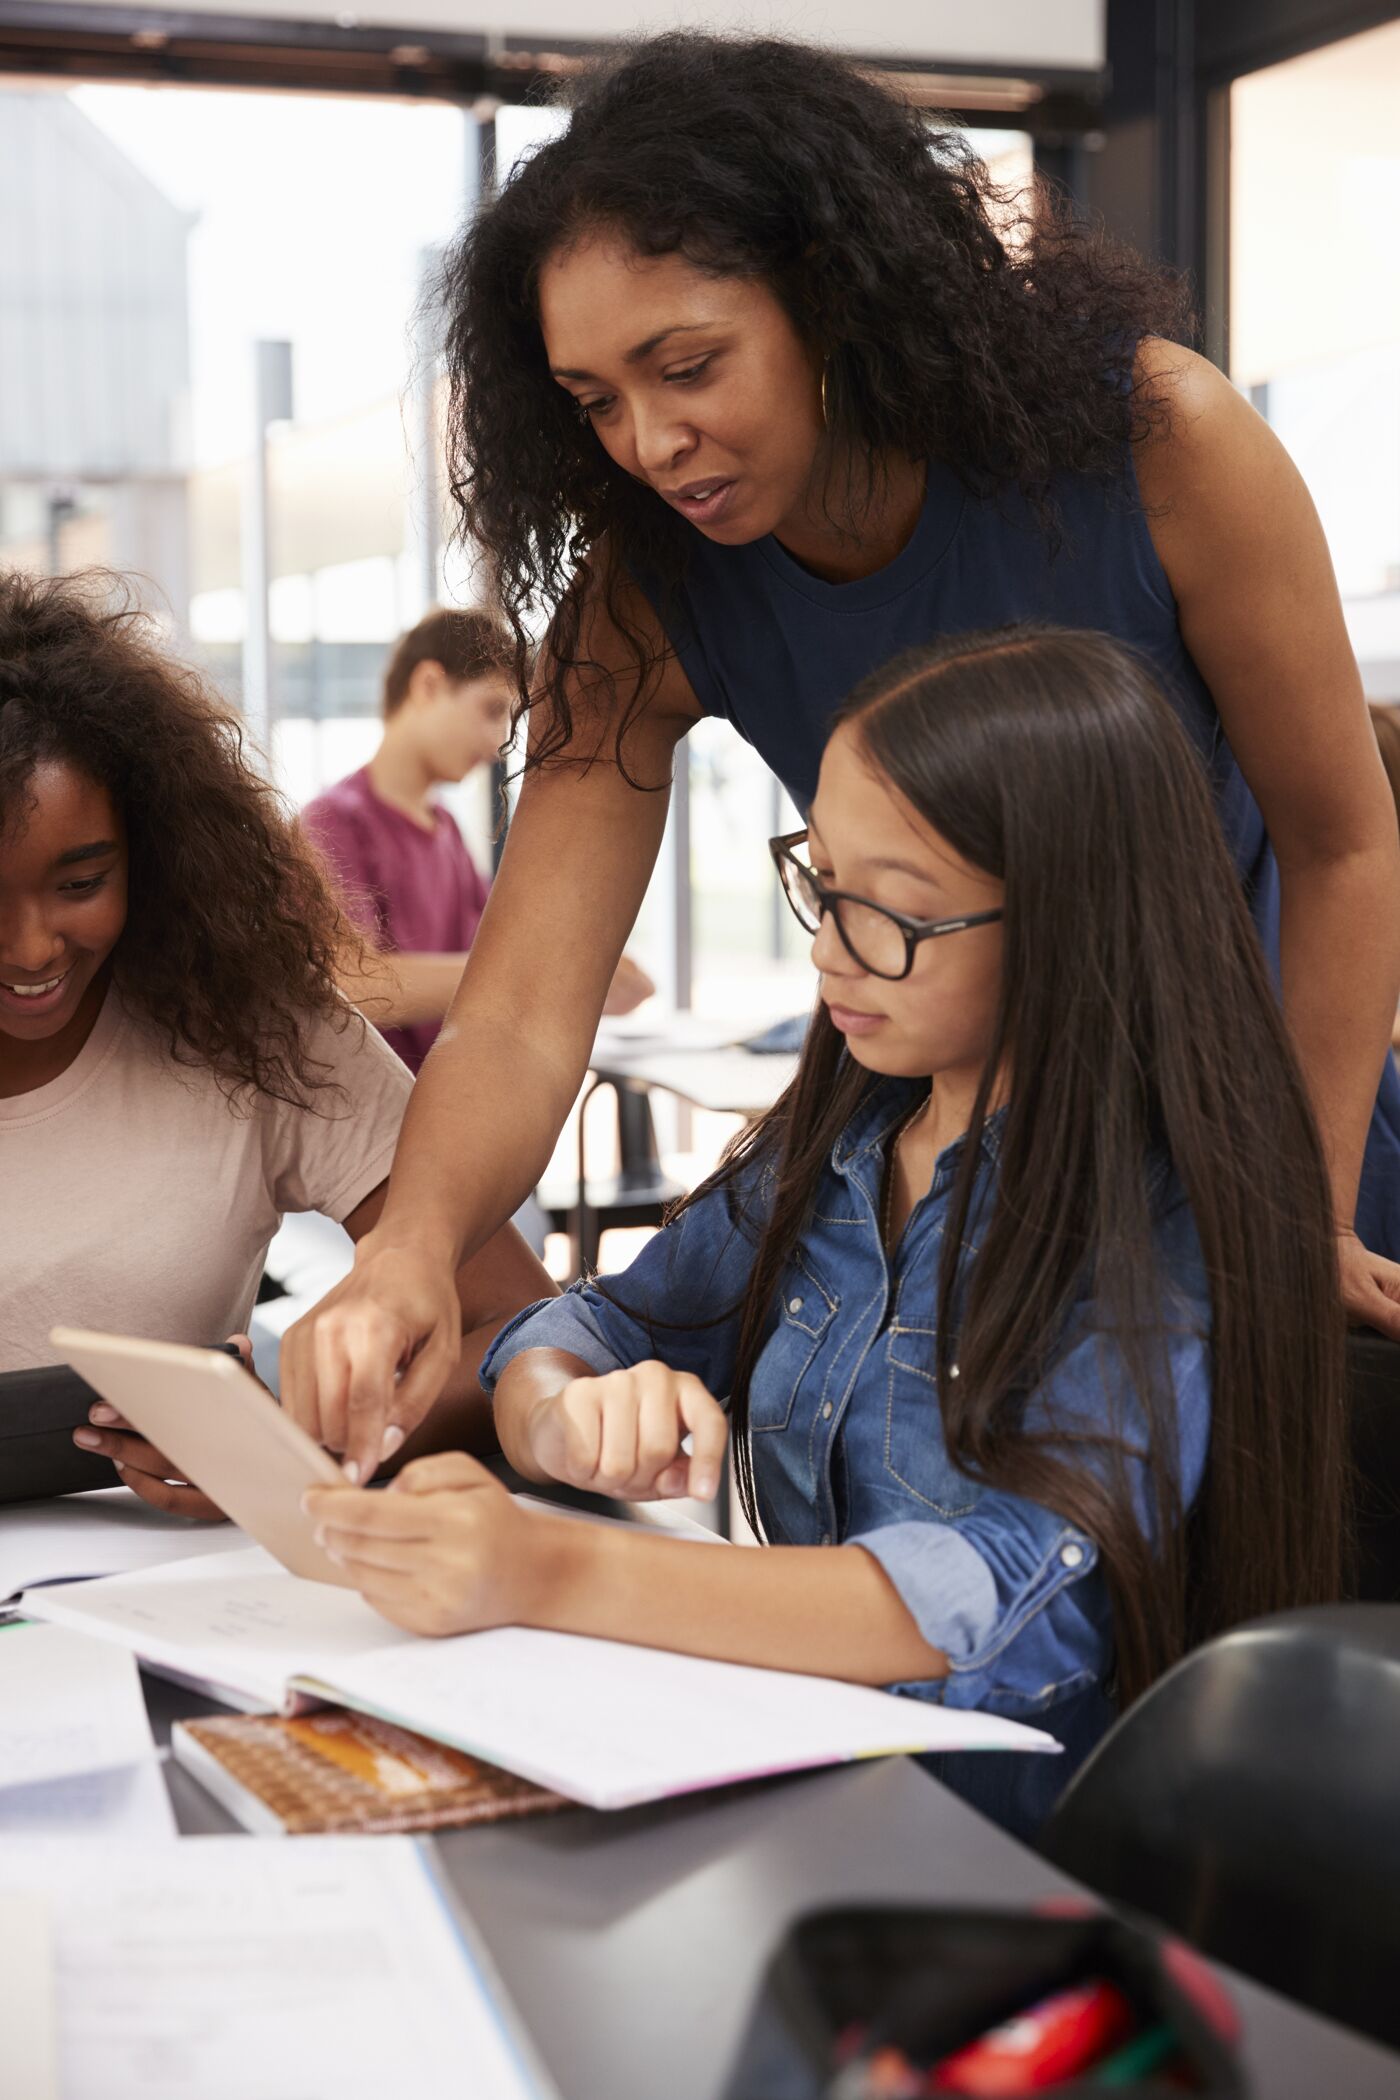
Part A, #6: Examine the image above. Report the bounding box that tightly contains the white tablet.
[49,1327,354,1587]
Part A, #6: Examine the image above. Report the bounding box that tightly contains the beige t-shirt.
[0,987,411,1371]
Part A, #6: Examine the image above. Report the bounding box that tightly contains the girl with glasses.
[307,628,1347,1838]
[285,31,1400,1476]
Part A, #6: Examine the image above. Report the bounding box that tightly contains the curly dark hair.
[440,31,1195,768]
[0,568,360,1107]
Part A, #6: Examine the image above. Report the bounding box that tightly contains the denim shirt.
[481,1078,1212,1741]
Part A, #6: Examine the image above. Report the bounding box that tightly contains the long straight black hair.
[694,626,1347,1706]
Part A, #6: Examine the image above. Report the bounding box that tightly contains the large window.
[1230,21,1400,696]
[0,81,487,839]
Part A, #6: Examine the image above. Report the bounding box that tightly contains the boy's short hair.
[382,608,514,717]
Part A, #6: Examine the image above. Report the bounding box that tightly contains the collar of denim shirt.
[830,1073,1180,1215]
[829,1072,1009,1218]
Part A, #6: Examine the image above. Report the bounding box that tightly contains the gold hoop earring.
[820,362,831,431]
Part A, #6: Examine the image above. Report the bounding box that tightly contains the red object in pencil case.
[929,1979,1135,2094]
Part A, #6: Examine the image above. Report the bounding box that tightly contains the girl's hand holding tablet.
[303,1453,531,1637]
[73,1401,224,1521]
[301,1360,730,1641]
[69,1334,260,1522]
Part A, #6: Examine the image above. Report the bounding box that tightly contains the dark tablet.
[0,1345,243,1506]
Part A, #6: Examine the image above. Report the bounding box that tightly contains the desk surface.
[589,1043,800,1118]
[144,1674,1400,2100]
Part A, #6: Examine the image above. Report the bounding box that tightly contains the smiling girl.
[306,628,1348,1836]
[0,570,550,1511]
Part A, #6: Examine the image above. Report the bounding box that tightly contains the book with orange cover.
[171,1708,567,1836]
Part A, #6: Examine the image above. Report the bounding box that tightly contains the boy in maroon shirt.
[304,609,650,1073]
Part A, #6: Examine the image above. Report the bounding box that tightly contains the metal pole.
[240,338,292,751]
[45,487,77,575]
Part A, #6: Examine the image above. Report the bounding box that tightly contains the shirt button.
[788,1297,804,1314]
[949,1363,961,1381]
[1061,1543,1085,1569]
[819,1531,831,1546]
[822,1401,833,1420]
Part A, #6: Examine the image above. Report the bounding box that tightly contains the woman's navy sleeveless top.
[637,458,1400,1257]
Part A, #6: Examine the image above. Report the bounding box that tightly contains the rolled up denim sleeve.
[480,1170,770,1401]
[853,1504,1105,1715]
[851,1315,1211,1716]
[479,1293,626,1390]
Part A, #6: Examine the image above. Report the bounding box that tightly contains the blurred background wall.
[1,0,1397,1022]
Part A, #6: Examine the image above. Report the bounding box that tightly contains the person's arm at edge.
[1137,340,1400,1335]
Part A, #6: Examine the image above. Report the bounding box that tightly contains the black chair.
[1041,1606,1400,2050]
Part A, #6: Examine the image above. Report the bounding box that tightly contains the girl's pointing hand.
[525,1361,728,1504]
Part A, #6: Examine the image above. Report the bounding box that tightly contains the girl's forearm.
[338,950,471,1030]
[1279,845,1400,1222]
[519,1516,949,1687]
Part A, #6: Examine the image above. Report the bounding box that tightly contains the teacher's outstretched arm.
[280,569,702,1481]
[1137,340,1400,1336]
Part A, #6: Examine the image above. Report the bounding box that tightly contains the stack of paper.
[0,1623,174,1838]
[0,1837,552,2099]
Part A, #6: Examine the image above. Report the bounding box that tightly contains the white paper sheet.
[0,1756,177,1840]
[327,1622,1059,1808]
[0,1891,58,2100]
[0,1838,552,2100]
[22,1543,409,1711]
[23,1544,1059,1810]
[0,1624,159,1788]
[0,1488,237,1605]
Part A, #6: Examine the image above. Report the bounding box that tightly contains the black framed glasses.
[768,830,1003,982]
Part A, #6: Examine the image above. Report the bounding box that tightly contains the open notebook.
[19,1543,1058,1811]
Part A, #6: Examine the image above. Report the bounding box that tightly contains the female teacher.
[283,33,1400,1474]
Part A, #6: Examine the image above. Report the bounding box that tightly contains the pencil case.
[722,1900,1247,2097]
